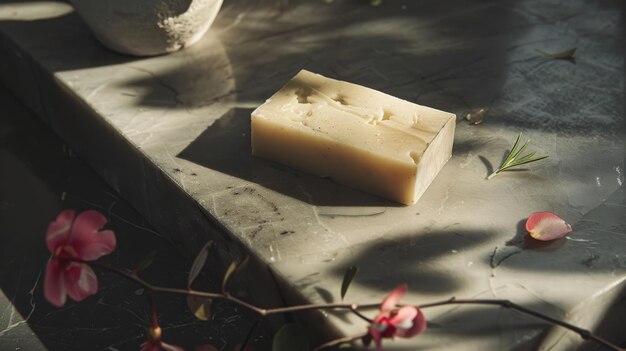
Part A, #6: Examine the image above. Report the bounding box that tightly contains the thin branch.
[146,292,158,329]
[419,298,623,351]
[90,262,379,315]
[264,302,380,316]
[350,304,374,324]
[239,317,262,351]
[87,262,622,351]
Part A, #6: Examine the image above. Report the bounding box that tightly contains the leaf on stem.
[488,132,548,179]
[272,323,310,351]
[536,48,577,60]
[222,256,250,292]
[133,251,157,275]
[187,295,212,321]
[340,266,359,301]
[188,240,213,288]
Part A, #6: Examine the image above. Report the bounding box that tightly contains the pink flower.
[44,210,116,307]
[140,326,184,351]
[526,211,572,241]
[368,284,426,350]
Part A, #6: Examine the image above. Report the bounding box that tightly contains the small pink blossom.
[526,211,572,241]
[368,284,426,350]
[44,210,116,307]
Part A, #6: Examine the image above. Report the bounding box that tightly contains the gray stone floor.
[0,84,275,350]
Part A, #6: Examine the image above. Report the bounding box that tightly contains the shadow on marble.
[105,0,623,138]
[0,10,135,71]
[67,0,513,123]
[2,0,622,136]
[573,281,626,351]
[424,301,551,339]
[329,230,497,295]
[178,107,399,207]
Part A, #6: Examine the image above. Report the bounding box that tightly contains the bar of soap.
[251,70,455,205]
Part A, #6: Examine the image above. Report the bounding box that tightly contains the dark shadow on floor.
[0,7,135,72]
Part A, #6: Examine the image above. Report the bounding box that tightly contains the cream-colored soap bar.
[251,70,455,205]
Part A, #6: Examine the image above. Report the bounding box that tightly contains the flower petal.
[64,262,98,302]
[44,258,67,307]
[395,307,426,338]
[526,211,572,241]
[368,327,383,351]
[46,210,75,254]
[69,210,116,261]
[389,305,417,328]
[381,284,407,314]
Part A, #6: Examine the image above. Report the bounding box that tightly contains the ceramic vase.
[70,0,223,56]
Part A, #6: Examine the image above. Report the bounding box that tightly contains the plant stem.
[419,298,623,351]
[147,292,158,329]
[89,262,622,351]
[350,304,374,324]
[239,317,262,351]
[91,262,380,315]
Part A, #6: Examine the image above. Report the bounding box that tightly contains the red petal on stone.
[526,211,572,241]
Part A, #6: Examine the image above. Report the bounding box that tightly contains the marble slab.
[0,0,624,349]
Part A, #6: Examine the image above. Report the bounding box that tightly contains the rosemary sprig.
[488,132,548,179]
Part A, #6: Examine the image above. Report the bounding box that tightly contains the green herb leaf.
[488,132,548,179]
[132,251,158,275]
[536,48,576,60]
[272,323,310,351]
[187,295,212,321]
[340,266,359,301]
[188,240,213,288]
